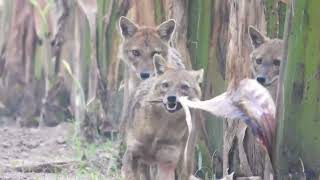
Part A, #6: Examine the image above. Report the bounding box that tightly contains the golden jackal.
[248,26,284,98]
[121,55,202,180]
[118,16,182,95]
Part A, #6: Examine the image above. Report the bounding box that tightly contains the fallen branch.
[14,160,84,173]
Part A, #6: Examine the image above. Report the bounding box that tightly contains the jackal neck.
[266,81,278,100]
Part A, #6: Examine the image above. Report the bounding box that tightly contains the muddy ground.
[0,122,121,180]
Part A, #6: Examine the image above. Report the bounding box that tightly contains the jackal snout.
[139,72,150,80]
[249,26,284,86]
[119,16,176,80]
[164,94,182,113]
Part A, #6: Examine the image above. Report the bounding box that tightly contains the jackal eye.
[161,81,169,89]
[131,50,141,57]
[151,51,161,57]
[273,59,281,66]
[180,84,190,91]
[256,58,262,64]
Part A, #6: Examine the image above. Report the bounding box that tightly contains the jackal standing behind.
[118,16,179,95]
[118,17,184,134]
[248,26,284,99]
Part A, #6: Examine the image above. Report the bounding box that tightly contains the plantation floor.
[0,122,121,180]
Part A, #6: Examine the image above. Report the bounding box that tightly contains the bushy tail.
[179,79,276,155]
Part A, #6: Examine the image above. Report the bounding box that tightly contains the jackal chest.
[126,104,188,163]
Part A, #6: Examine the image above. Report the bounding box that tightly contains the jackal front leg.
[122,150,139,180]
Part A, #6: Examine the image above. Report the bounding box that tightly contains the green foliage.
[187,0,212,69]
[278,2,287,38]
[63,60,86,109]
[97,0,108,78]
[187,0,223,178]
[265,0,277,38]
[71,133,122,179]
[0,0,13,49]
[276,0,320,177]
[154,0,165,25]
[29,0,54,80]
[62,59,87,138]
[195,144,217,180]
[28,0,54,38]
[104,1,118,77]
[81,19,92,94]
[266,0,287,38]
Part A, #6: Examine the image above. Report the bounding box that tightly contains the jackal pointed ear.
[189,69,204,83]
[157,19,176,41]
[249,26,266,48]
[153,54,168,75]
[119,16,138,39]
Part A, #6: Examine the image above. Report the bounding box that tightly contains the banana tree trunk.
[223,0,269,178]
[0,0,39,127]
[275,0,320,179]
[187,0,225,177]
[202,0,229,177]
[99,0,130,135]
[165,0,192,68]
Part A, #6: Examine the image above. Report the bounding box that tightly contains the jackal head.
[249,26,284,86]
[119,16,176,80]
[149,55,203,113]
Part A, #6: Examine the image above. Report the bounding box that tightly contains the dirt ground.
[0,122,121,180]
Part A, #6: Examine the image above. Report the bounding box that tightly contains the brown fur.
[121,55,202,180]
[118,17,183,137]
[118,16,177,95]
[249,26,284,99]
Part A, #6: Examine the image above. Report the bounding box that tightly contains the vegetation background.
[0,0,319,179]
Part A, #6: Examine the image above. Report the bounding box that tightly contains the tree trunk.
[0,0,39,127]
[275,0,320,179]
[99,0,130,135]
[223,0,269,178]
[166,0,192,68]
[202,0,230,177]
[187,0,226,177]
